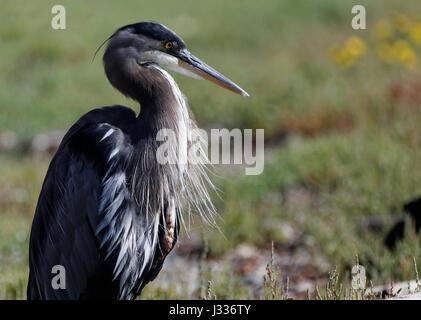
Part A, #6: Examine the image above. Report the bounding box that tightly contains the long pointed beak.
[176,49,249,97]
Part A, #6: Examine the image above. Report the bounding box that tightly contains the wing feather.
[27,106,137,299]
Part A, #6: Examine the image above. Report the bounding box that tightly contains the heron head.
[102,21,249,97]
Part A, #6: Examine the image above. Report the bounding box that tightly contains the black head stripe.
[117,21,186,49]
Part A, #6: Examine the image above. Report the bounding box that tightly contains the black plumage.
[28,106,180,299]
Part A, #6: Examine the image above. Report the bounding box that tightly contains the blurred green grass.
[2,0,421,299]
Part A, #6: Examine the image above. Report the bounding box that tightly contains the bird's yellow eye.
[165,41,173,49]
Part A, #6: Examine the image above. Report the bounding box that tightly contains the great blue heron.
[27,21,248,300]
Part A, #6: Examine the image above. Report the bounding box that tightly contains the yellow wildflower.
[410,22,421,45]
[394,13,412,34]
[393,40,418,69]
[329,36,366,68]
[329,45,350,68]
[345,36,366,57]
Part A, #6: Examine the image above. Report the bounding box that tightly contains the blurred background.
[1,0,421,299]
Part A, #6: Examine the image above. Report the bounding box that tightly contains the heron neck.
[135,69,191,183]
[136,68,190,141]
